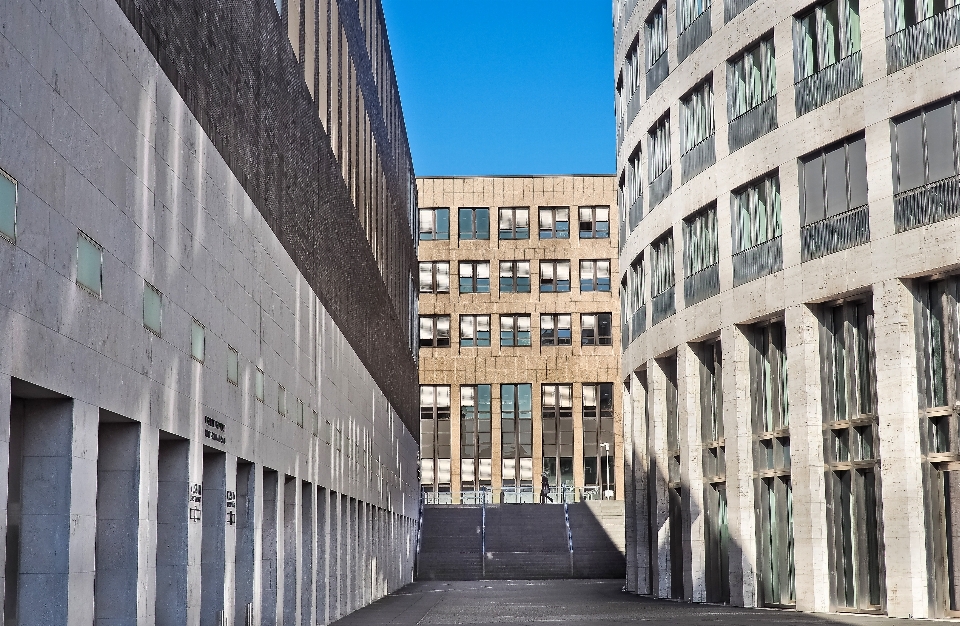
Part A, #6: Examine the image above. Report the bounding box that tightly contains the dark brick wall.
[115,0,420,436]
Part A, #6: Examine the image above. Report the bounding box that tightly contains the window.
[227,346,239,385]
[295,398,305,428]
[580,260,612,292]
[579,207,611,238]
[698,340,729,603]
[681,81,715,154]
[795,0,862,80]
[540,314,572,346]
[460,315,491,347]
[278,384,287,416]
[419,208,450,241]
[625,38,642,101]
[500,315,532,347]
[581,314,613,346]
[255,367,264,402]
[499,208,530,239]
[77,232,103,296]
[800,135,868,225]
[539,207,570,239]
[683,206,719,276]
[583,383,615,492]
[142,281,162,336]
[888,0,959,33]
[648,115,672,183]
[458,207,490,240]
[893,98,958,194]
[421,386,452,493]
[651,235,675,298]
[646,2,669,70]
[0,168,17,242]
[732,173,782,252]
[501,384,533,468]
[540,260,571,293]
[461,385,493,492]
[419,316,451,348]
[620,147,644,233]
[459,261,490,293]
[499,261,531,293]
[191,319,205,363]
[419,261,450,293]
[542,384,575,488]
[728,37,777,120]
[679,0,711,32]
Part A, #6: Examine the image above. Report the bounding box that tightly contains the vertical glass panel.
[476,208,490,239]
[825,145,849,217]
[862,469,882,606]
[227,347,239,385]
[944,470,960,611]
[191,320,205,362]
[436,209,450,239]
[896,112,926,192]
[77,233,103,296]
[459,208,473,240]
[0,172,16,242]
[256,368,264,402]
[143,283,162,335]
[277,385,286,415]
[847,137,869,209]
[926,102,958,183]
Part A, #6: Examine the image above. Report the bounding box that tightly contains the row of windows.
[0,168,321,433]
[419,313,613,348]
[419,259,612,294]
[419,206,610,241]
[420,383,614,419]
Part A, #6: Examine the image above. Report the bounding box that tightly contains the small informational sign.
[226,490,237,526]
[189,483,202,521]
[204,416,226,444]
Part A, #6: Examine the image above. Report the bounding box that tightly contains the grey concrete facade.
[616,0,960,619]
[0,0,419,624]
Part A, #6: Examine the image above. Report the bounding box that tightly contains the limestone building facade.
[0,0,419,624]
[417,176,624,505]
[616,0,960,618]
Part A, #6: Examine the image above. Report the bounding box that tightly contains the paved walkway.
[331,579,949,625]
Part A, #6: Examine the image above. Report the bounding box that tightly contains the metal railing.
[501,486,535,503]
[652,286,676,325]
[729,97,777,153]
[629,194,644,232]
[886,6,960,74]
[460,489,493,505]
[646,53,670,98]
[894,175,960,232]
[732,237,783,287]
[632,305,647,341]
[681,134,716,184]
[684,263,720,306]
[801,204,870,262]
[724,0,758,23]
[649,167,673,209]
[795,51,863,117]
[678,9,712,63]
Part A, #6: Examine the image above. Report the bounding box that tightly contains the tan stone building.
[416,176,623,504]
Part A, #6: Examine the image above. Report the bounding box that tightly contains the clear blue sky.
[381,1,615,177]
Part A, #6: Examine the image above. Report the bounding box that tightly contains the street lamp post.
[600,442,613,500]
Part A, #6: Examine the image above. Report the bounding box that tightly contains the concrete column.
[138,425,157,626]
[339,495,348,618]
[786,304,830,613]
[300,483,315,626]
[94,418,142,625]
[630,371,651,595]
[186,439,204,626]
[874,279,928,618]
[234,462,256,626]
[721,325,758,608]
[223,456,237,626]
[678,344,706,602]
[647,358,671,598]
[623,376,638,593]
[315,488,328,625]
[200,450,227,626]
[261,470,280,626]
[0,376,10,623]
[155,435,190,626]
[328,492,340,622]
[282,476,301,626]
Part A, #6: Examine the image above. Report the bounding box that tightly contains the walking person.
[540,472,554,503]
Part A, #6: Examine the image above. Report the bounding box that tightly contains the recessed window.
[227,346,239,386]
[579,207,610,239]
[420,315,451,348]
[580,260,612,292]
[0,169,17,242]
[278,384,287,416]
[419,208,450,241]
[500,315,532,347]
[255,368,264,402]
[143,282,162,336]
[76,232,103,296]
[582,313,614,346]
[540,260,571,293]
[499,261,531,293]
[295,398,305,428]
[541,314,573,346]
[460,315,491,347]
[539,207,570,239]
[459,261,490,293]
[419,261,450,293]
[191,319,205,363]
[459,207,490,240]
[499,208,530,239]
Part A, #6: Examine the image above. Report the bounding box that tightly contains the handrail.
[563,495,574,575]
[481,486,488,578]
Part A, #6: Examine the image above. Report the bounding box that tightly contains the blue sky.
[381,1,615,177]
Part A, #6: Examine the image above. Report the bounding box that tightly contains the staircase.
[415,501,626,581]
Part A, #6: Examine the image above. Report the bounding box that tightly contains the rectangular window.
[648,114,672,182]
[227,346,239,386]
[460,315,491,347]
[580,260,612,292]
[419,316,451,348]
[646,2,669,69]
[625,38,642,100]
[540,314,573,346]
[278,384,287,416]
[581,313,613,346]
[500,315,532,347]
[728,37,777,120]
[0,169,17,242]
[732,173,782,252]
[888,0,960,32]
[539,207,570,239]
[501,384,533,462]
[419,261,450,293]
[681,80,715,154]
[579,207,611,238]
[419,208,450,241]
[542,384,575,486]
[651,235,675,298]
[800,134,868,224]
[459,261,490,294]
[683,206,719,276]
[629,256,644,315]
[794,0,862,80]
[499,261,531,293]
[458,207,490,240]
[460,385,492,463]
[499,208,530,239]
[295,398,305,428]
[679,0,712,32]
[191,319,205,363]
[893,98,958,194]
[421,386,452,489]
[255,368,264,402]
[77,231,103,296]
[583,383,615,491]
[540,260,572,292]
[143,282,162,336]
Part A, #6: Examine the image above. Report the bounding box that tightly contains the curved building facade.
[616,0,960,618]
